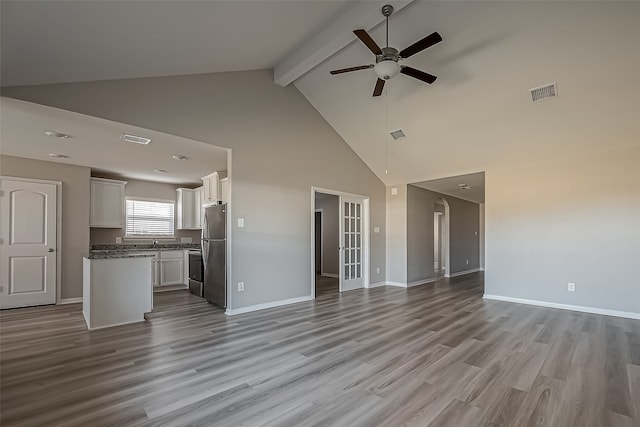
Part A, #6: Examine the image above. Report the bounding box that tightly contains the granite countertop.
[88,243,200,259]
[86,252,156,260]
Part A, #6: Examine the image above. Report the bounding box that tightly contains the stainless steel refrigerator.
[202,204,226,307]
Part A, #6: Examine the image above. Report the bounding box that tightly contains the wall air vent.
[121,134,152,145]
[390,129,406,141]
[529,82,557,103]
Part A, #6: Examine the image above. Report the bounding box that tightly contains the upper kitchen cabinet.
[90,178,127,228]
[176,187,203,230]
[201,172,219,205]
[220,177,229,204]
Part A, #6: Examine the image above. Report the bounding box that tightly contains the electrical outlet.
[374,227,380,233]
[568,282,575,292]
[376,267,380,274]
[115,236,122,244]
[238,282,245,292]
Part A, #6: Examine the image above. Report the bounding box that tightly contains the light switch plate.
[238,218,244,228]
[115,237,122,244]
[391,187,398,195]
[238,282,245,292]
[374,227,380,233]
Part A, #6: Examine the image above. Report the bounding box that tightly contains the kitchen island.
[82,252,154,330]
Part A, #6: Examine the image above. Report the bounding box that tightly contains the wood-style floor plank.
[2,272,639,426]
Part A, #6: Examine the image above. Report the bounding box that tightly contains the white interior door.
[1,179,57,308]
[340,196,365,291]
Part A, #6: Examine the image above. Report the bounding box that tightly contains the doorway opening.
[434,197,450,278]
[311,187,370,298]
[314,193,339,297]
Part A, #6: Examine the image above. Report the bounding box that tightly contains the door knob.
[48,248,54,252]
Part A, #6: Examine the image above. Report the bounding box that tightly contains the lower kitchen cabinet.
[159,250,184,286]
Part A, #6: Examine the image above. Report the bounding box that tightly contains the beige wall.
[3,70,386,309]
[315,194,339,276]
[386,184,407,285]
[485,145,640,315]
[90,175,200,244]
[0,155,90,299]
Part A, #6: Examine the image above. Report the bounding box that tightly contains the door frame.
[1,176,62,304]
[314,208,323,276]
[310,187,370,299]
[437,197,451,278]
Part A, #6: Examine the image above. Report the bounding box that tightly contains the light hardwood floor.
[1,272,639,426]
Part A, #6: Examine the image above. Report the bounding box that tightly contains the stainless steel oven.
[188,250,204,297]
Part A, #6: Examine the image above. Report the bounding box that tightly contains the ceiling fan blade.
[373,78,385,97]
[399,32,442,59]
[400,66,437,84]
[353,29,383,55]
[329,64,374,75]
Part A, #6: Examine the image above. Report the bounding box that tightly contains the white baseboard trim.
[448,268,481,278]
[226,295,313,316]
[153,284,188,293]
[408,278,436,288]
[60,297,83,305]
[321,273,339,278]
[483,294,640,320]
[386,281,408,288]
[367,281,386,288]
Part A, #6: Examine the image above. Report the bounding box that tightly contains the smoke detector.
[172,155,188,161]
[458,183,474,190]
[49,153,69,158]
[529,82,557,103]
[122,133,152,145]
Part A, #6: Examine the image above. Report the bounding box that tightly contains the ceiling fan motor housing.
[375,47,401,80]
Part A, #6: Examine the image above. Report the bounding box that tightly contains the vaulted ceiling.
[2,1,640,187]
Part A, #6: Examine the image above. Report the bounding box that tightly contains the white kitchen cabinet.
[195,186,204,228]
[220,177,229,205]
[176,188,196,229]
[177,187,204,229]
[183,250,190,285]
[201,172,219,205]
[90,178,127,228]
[159,250,184,286]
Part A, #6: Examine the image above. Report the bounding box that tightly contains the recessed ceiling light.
[122,134,152,145]
[154,169,168,174]
[49,153,69,158]
[172,155,188,161]
[45,130,70,139]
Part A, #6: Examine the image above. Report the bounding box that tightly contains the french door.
[340,196,365,291]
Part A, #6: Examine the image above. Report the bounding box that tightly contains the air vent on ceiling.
[529,82,557,103]
[121,133,152,145]
[390,129,406,141]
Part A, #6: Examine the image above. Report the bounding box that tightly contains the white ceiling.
[1,97,227,185]
[295,1,640,185]
[411,172,485,204]
[0,0,349,87]
[2,1,640,188]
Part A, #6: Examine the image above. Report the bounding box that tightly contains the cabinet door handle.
[48,248,55,253]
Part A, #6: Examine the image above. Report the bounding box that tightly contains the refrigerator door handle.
[202,241,208,270]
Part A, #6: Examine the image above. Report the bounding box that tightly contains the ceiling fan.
[330,4,442,97]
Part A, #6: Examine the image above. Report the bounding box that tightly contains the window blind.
[126,199,175,237]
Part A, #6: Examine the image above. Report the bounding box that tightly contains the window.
[126,199,175,237]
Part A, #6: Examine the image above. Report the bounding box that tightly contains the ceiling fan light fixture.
[374,60,401,80]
